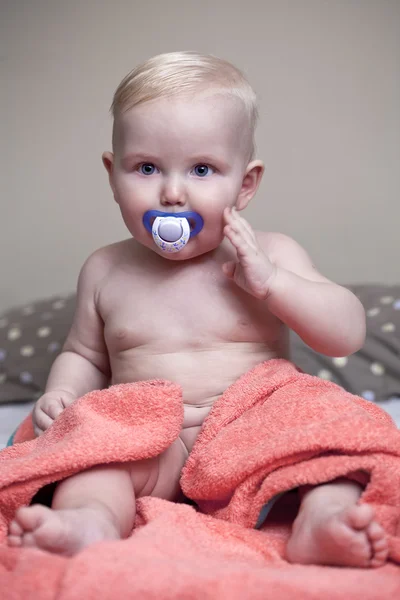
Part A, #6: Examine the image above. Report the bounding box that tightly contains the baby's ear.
[102,151,114,174]
[236,160,264,211]
[102,152,118,201]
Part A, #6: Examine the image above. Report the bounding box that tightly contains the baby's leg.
[8,438,187,556]
[286,479,388,568]
[8,463,136,556]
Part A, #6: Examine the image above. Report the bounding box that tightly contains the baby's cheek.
[208,186,235,210]
[118,178,143,196]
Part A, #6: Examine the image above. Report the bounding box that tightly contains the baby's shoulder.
[254,231,321,276]
[78,239,138,287]
[254,230,300,255]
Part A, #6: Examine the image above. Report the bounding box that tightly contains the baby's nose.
[160,177,186,206]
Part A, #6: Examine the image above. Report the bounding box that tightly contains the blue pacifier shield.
[143,211,204,253]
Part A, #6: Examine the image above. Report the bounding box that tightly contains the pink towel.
[1,359,400,599]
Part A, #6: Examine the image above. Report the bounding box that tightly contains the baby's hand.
[223,207,275,299]
[32,391,76,436]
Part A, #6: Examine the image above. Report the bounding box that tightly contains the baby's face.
[107,93,255,260]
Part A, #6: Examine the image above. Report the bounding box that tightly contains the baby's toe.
[7,534,22,547]
[367,521,385,541]
[345,504,374,530]
[21,532,37,547]
[15,504,51,533]
[367,522,388,567]
[370,546,389,568]
[9,519,23,536]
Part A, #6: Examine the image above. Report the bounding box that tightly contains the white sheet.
[0,402,34,448]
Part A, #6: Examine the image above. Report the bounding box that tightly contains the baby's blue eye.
[140,163,157,175]
[193,164,213,177]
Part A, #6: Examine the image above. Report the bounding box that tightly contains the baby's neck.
[133,238,228,269]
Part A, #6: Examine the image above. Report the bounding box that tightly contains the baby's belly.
[110,341,283,442]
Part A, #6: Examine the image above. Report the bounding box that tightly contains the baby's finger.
[33,424,44,437]
[45,402,65,420]
[34,410,54,434]
[232,209,255,238]
[224,208,255,244]
[222,261,236,278]
[60,395,75,409]
[223,207,235,225]
[230,209,256,236]
[227,219,257,253]
[223,225,238,246]
[224,226,252,257]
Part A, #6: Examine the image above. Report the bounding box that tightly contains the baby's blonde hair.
[111,51,258,157]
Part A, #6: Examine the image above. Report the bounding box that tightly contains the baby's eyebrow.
[188,155,230,169]
[120,153,157,166]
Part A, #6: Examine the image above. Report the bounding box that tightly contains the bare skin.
[286,481,389,568]
[7,240,384,566]
[7,93,376,566]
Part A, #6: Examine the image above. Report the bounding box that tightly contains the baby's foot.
[286,502,388,568]
[8,503,120,556]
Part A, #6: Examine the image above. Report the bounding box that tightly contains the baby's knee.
[52,462,135,509]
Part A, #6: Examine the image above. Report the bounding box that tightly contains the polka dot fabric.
[0,295,75,403]
[291,284,400,404]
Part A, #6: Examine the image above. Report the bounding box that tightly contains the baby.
[8,51,388,567]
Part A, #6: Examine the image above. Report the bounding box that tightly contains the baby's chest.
[101,273,274,351]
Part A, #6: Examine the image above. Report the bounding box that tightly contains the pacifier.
[143,211,204,253]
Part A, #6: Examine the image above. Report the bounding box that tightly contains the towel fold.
[1,359,400,599]
[0,379,184,539]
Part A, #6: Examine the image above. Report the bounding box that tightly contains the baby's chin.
[146,238,222,262]
[154,246,212,262]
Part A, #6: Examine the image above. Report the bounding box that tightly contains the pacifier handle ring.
[152,216,190,253]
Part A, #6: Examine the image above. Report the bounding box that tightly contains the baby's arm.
[264,233,366,356]
[223,209,365,357]
[33,252,111,435]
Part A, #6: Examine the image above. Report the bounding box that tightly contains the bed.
[0,283,399,448]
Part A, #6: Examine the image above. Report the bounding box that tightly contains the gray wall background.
[1,0,399,312]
